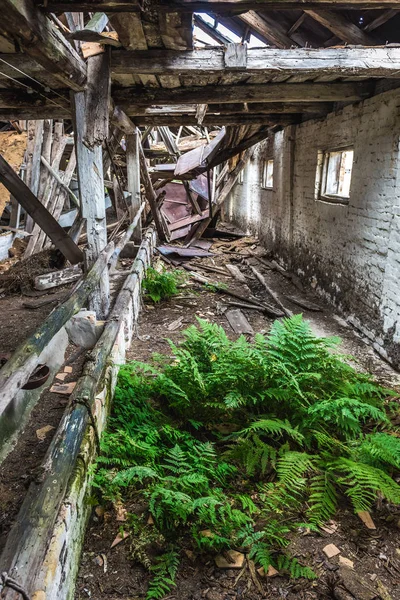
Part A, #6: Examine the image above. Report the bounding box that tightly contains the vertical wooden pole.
[72,91,109,318]
[126,131,142,244]
[24,120,44,232]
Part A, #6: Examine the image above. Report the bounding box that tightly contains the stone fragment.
[36,424,55,441]
[50,382,76,395]
[65,310,103,349]
[110,530,130,548]
[56,372,67,381]
[257,565,279,577]
[323,544,341,558]
[339,556,354,569]
[64,366,73,373]
[215,551,245,569]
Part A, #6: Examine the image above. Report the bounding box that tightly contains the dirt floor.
[75,231,400,600]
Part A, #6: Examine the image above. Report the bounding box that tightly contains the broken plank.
[225,309,253,335]
[226,263,247,283]
[249,265,292,318]
[285,295,322,312]
[34,265,83,291]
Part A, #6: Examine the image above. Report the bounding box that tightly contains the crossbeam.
[114,82,368,106]
[1,0,87,90]
[111,46,400,79]
[38,0,400,11]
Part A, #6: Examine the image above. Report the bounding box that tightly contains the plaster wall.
[226,88,400,366]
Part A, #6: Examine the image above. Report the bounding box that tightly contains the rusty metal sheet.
[189,173,210,201]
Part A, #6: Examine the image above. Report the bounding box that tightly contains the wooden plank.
[40,1,400,12]
[34,265,82,290]
[2,0,87,90]
[305,10,379,44]
[111,46,400,79]
[114,82,368,107]
[24,120,44,232]
[226,263,247,283]
[225,308,254,335]
[0,154,83,264]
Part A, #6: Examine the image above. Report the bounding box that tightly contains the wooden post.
[126,131,142,244]
[25,120,44,232]
[72,91,110,318]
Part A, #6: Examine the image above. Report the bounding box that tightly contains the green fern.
[146,547,180,600]
[93,314,399,599]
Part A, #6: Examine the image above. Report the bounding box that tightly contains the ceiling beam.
[130,114,300,126]
[126,102,333,116]
[38,1,400,12]
[305,9,379,44]
[114,82,368,106]
[1,0,87,90]
[363,8,399,31]
[239,10,299,47]
[110,46,400,79]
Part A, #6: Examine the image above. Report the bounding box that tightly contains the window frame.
[316,146,354,205]
[262,158,274,190]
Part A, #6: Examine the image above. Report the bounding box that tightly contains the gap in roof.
[194,13,267,47]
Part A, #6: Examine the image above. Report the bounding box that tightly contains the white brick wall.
[227,88,400,367]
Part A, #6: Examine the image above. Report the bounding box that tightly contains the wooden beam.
[114,82,367,107]
[363,8,399,31]
[132,114,299,126]
[239,11,299,47]
[84,49,111,147]
[109,12,148,49]
[111,46,400,79]
[305,9,379,44]
[38,1,400,12]
[1,0,87,90]
[0,154,83,264]
[125,101,332,116]
[72,91,110,318]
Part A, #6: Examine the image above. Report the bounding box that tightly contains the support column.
[72,91,109,318]
[126,131,142,244]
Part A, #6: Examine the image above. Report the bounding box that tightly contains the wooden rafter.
[1,0,86,90]
[363,8,399,31]
[239,11,299,47]
[305,9,379,44]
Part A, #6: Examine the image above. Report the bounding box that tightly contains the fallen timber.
[0,206,145,415]
[0,226,156,600]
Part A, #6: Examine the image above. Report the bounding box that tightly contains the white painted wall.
[227,87,400,367]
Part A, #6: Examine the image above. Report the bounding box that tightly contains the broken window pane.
[262,159,274,189]
[322,149,354,200]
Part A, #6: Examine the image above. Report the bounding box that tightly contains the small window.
[238,169,244,184]
[262,159,274,189]
[318,148,354,203]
